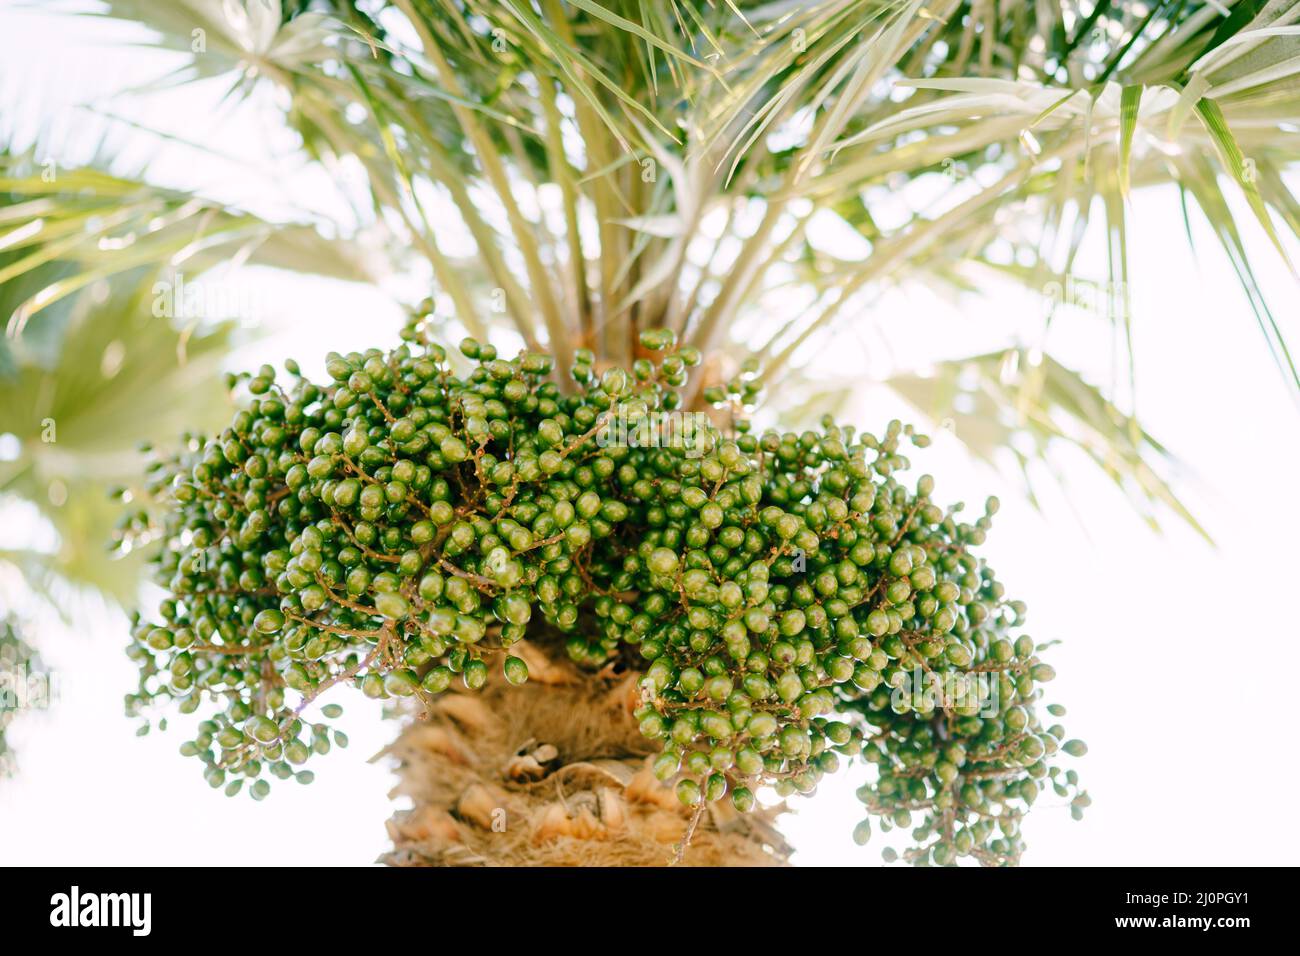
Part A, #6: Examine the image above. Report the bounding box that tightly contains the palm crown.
[3,0,1299,609]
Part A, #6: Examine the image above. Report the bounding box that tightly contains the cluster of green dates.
[124,318,1086,864]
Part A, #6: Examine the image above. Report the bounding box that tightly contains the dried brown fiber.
[378,640,791,867]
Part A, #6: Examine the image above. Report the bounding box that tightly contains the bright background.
[1,2,1297,866]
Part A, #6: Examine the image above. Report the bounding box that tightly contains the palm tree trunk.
[380,640,791,866]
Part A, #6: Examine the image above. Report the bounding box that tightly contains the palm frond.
[0,150,377,339]
[0,262,236,600]
[887,347,1210,541]
[33,0,1300,538]
[0,150,261,602]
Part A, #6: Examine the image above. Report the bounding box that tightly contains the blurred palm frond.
[887,347,1209,542]
[0,149,375,340]
[0,261,235,600]
[0,150,276,602]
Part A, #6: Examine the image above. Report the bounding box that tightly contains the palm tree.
[3,0,1297,863]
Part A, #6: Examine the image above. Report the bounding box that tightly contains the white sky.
[1,2,1298,866]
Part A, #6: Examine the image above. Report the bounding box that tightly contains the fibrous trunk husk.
[379,640,791,866]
